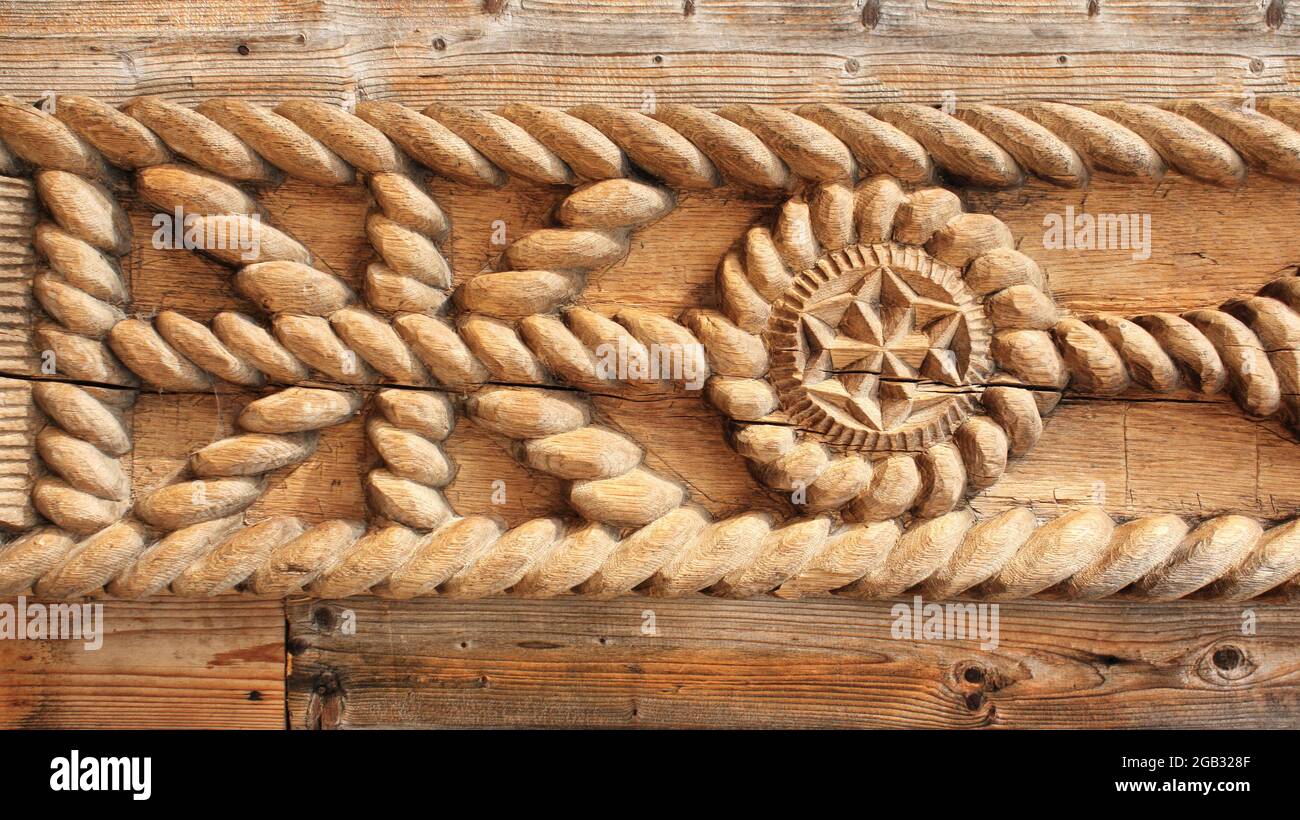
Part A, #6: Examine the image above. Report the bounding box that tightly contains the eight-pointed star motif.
[798,266,971,432]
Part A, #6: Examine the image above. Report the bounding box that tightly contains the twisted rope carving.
[0,98,140,538]
[2,92,1300,600]
[17,94,1300,197]
[4,504,1299,602]
[0,95,463,594]
[124,100,467,577]
[453,175,713,531]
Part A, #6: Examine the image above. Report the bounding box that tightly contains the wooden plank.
[0,176,37,531]
[975,396,1300,520]
[286,595,1300,729]
[0,598,286,729]
[0,1,1296,107]
[0,0,1293,43]
[113,383,1300,535]
[121,175,1300,334]
[972,177,1300,317]
[32,172,1300,530]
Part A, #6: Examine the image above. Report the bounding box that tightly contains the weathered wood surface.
[0,598,285,729]
[287,596,1300,729]
[3,0,1300,727]
[43,177,1300,528]
[0,0,1298,107]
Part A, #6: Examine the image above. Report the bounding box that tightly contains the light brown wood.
[70,176,1291,528]
[0,378,38,530]
[0,1,1296,109]
[4,0,1300,727]
[0,598,284,728]
[7,153,1300,600]
[286,595,1300,729]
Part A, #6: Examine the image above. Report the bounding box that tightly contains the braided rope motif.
[0,94,1298,601]
[0,96,142,541]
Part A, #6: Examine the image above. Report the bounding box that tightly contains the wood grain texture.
[15,175,1299,530]
[0,598,285,728]
[0,0,1298,107]
[970,176,1300,317]
[286,595,1300,729]
[0,378,37,530]
[0,178,38,530]
[5,0,1300,727]
[0,177,37,374]
[974,396,1300,520]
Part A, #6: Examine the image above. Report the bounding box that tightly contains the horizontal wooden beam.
[286,595,1300,728]
[0,1,1297,106]
[0,597,285,729]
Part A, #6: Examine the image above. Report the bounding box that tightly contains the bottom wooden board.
[287,596,1300,729]
[0,598,285,729]
[5,594,1295,729]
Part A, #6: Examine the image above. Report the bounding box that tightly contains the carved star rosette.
[704,179,1065,519]
[765,243,992,452]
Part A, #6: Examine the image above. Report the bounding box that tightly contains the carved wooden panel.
[1,93,1299,604]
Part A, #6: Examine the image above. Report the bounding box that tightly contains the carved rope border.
[1,94,1299,602]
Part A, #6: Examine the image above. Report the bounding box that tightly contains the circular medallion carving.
[764,242,992,452]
